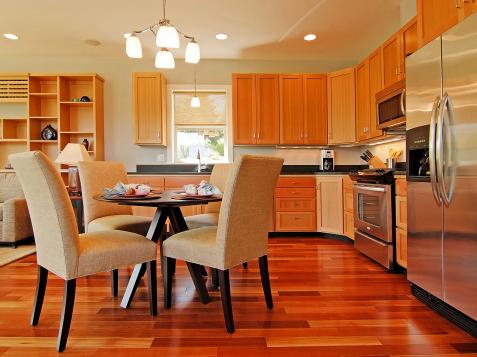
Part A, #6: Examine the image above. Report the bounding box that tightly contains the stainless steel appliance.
[376,78,406,129]
[350,169,395,270]
[406,12,477,336]
[320,149,334,172]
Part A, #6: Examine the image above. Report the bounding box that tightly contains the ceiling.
[0,0,404,63]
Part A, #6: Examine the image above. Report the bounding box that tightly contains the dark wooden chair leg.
[199,265,208,276]
[242,262,248,269]
[163,257,173,309]
[186,262,211,304]
[110,269,118,297]
[147,260,157,316]
[57,279,76,352]
[10,242,17,249]
[258,255,273,309]
[211,268,219,289]
[218,269,235,333]
[31,265,48,326]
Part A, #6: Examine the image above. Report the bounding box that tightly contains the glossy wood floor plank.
[0,237,476,356]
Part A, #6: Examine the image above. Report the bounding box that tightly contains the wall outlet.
[156,153,165,162]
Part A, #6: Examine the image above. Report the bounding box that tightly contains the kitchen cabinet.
[356,59,370,142]
[279,74,304,145]
[381,33,402,88]
[343,176,355,240]
[368,48,384,139]
[463,0,477,17]
[327,68,356,144]
[395,178,408,268]
[303,74,327,145]
[232,73,279,145]
[132,72,167,146]
[274,176,316,232]
[316,176,343,234]
[417,0,460,46]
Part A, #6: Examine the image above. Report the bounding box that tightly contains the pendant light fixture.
[125,0,200,69]
[190,65,200,108]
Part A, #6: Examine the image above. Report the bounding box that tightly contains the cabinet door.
[344,211,355,240]
[395,195,408,230]
[303,74,327,145]
[327,68,356,144]
[316,176,343,234]
[256,74,279,145]
[463,0,477,18]
[417,0,459,46]
[356,59,370,142]
[279,74,304,145]
[368,49,384,139]
[343,187,354,213]
[232,74,256,144]
[133,73,166,145]
[382,34,401,87]
[396,227,408,268]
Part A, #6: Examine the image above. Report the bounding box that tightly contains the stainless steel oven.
[353,182,394,269]
[376,79,406,129]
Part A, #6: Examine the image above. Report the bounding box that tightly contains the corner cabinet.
[232,73,279,145]
[316,176,344,234]
[132,72,167,146]
[327,68,356,144]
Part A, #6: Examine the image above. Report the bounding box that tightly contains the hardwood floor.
[0,236,476,356]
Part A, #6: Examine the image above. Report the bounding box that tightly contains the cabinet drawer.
[343,187,354,213]
[395,178,407,196]
[396,195,407,229]
[275,212,316,232]
[275,187,315,198]
[275,197,315,212]
[396,227,407,268]
[276,176,315,188]
[344,211,355,240]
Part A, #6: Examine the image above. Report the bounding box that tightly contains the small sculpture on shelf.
[41,124,57,140]
[82,138,89,151]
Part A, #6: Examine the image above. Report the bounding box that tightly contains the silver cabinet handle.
[400,89,406,115]
[429,96,442,205]
[437,93,457,207]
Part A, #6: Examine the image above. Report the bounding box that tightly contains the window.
[173,90,229,163]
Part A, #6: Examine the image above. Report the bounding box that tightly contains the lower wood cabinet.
[342,176,355,240]
[275,212,316,232]
[343,211,355,240]
[396,227,408,268]
[395,178,408,268]
[316,176,343,234]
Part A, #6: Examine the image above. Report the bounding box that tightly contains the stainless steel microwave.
[376,79,406,129]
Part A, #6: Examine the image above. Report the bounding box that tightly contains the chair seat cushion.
[88,215,151,235]
[77,230,157,278]
[163,226,219,268]
[184,213,219,230]
[0,203,3,221]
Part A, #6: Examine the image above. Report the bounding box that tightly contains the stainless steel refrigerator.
[406,12,477,335]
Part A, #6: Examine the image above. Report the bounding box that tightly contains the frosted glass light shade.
[155,48,175,69]
[185,40,200,64]
[55,143,91,165]
[190,96,201,108]
[156,25,180,48]
[125,34,142,58]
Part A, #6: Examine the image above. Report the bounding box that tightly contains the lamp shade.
[155,48,175,69]
[185,40,200,64]
[156,25,180,48]
[190,96,201,108]
[55,143,91,165]
[126,34,143,58]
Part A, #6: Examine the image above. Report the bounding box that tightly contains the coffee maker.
[320,149,335,172]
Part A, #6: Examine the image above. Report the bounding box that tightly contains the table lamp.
[55,143,91,195]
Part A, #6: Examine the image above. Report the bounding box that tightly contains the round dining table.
[95,190,222,309]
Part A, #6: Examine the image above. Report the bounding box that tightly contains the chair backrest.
[0,173,24,202]
[216,155,283,270]
[206,163,233,214]
[10,151,80,280]
[78,161,132,228]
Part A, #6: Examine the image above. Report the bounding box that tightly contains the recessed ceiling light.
[304,33,317,41]
[215,33,228,40]
[123,33,131,39]
[3,33,19,40]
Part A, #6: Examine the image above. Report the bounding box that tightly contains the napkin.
[183,180,222,196]
[103,182,151,199]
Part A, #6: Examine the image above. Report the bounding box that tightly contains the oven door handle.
[355,186,386,192]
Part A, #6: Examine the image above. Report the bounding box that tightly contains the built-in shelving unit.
[0,73,104,170]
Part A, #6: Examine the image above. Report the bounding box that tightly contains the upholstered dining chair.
[10,152,158,352]
[162,155,283,333]
[78,161,152,296]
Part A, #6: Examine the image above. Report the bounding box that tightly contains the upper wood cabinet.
[132,72,167,146]
[303,74,327,145]
[368,49,384,139]
[232,73,279,145]
[279,74,304,145]
[463,0,477,17]
[381,33,402,88]
[356,59,370,142]
[417,0,460,46]
[327,68,356,144]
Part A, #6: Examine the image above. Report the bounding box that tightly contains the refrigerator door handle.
[437,93,457,206]
[429,96,443,205]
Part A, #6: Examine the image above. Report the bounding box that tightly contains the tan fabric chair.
[184,163,232,230]
[10,151,158,352]
[162,155,283,333]
[0,173,33,247]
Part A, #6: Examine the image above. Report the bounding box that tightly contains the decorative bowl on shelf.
[80,96,91,102]
[41,124,57,140]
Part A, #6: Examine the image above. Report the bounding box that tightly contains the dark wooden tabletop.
[94,190,222,207]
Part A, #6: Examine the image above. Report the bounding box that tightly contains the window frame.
[167,84,233,164]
